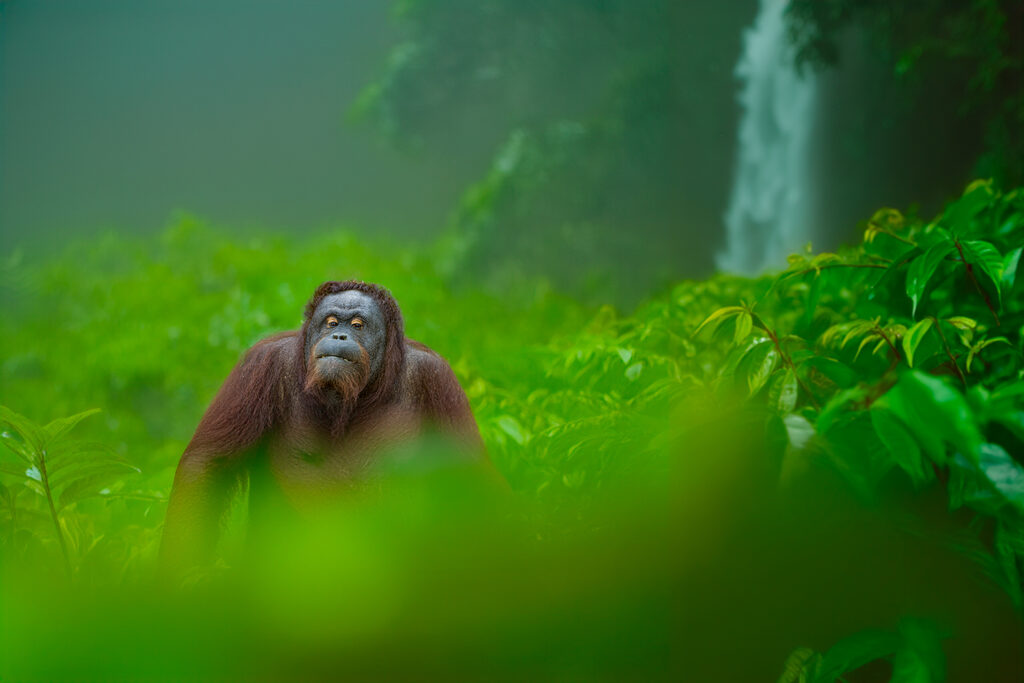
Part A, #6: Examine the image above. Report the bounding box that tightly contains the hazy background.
[0,0,997,285]
[0,0,483,249]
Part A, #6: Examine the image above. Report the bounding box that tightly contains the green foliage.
[2,180,1024,679]
[787,0,1024,185]
[0,216,598,569]
[0,406,138,577]
[689,182,1024,509]
[779,619,948,683]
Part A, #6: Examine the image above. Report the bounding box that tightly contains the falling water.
[717,0,818,274]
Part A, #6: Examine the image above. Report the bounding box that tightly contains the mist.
[0,0,485,252]
[1,0,989,283]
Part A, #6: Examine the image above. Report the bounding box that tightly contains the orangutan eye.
[351,318,365,330]
[326,316,340,328]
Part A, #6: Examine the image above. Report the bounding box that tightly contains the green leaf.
[777,647,819,683]
[24,479,46,499]
[890,619,947,683]
[43,408,100,447]
[809,628,901,683]
[854,334,878,361]
[718,340,763,385]
[978,443,1024,512]
[44,441,118,473]
[879,372,982,464]
[57,471,122,510]
[840,319,878,349]
[820,414,893,501]
[0,430,36,466]
[906,241,955,317]
[816,387,868,434]
[944,179,995,231]
[624,362,643,381]
[902,318,933,368]
[49,458,140,489]
[0,406,45,461]
[745,342,779,396]
[775,369,798,413]
[733,311,753,343]
[949,454,993,513]
[1002,246,1022,290]
[809,252,842,270]
[0,462,34,480]
[945,316,977,347]
[801,272,824,327]
[945,316,977,332]
[890,648,934,683]
[784,414,815,452]
[871,336,891,357]
[801,356,857,389]
[966,337,1009,372]
[692,306,746,338]
[495,416,528,446]
[870,408,930,488]
[959,240,1004,309]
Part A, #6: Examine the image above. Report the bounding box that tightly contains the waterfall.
[717,0,818,274]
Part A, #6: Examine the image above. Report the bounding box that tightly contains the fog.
[0,0,489,253]
[0,0,986,278]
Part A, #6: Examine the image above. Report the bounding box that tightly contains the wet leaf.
[775,368,798,413]
[906,241,954,316]
[960,239,1004,309]
[692,306,746,338]
[902,318,933,368]
[745,342,779,396]
[871,408,930,488]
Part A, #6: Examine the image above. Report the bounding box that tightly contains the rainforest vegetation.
[2,1,1023,681]
[3,180,1023,681]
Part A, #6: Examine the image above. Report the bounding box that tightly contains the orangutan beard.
[303,346,371,423]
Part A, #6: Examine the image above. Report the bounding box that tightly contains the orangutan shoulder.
[402,340,463,395]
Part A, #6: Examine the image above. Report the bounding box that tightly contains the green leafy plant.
[778,619,948,683]
[0,406,139,577]
[1,180,1022,680]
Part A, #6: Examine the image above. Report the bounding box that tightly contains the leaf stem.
[931,317,968,388]
[752,313,821,410]
[38,452,73,580]
[883,231,916,246]
[874,327,902,363]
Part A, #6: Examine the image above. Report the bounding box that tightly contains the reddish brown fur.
[160,281,489,573]
[303,341,370,433]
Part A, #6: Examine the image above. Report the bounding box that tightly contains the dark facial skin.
[304,291,387,398]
